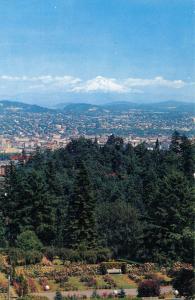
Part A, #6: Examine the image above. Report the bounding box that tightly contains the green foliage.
[65,161,97,249]
[121,264,127,274]
[17,230,43,251]
[118,288,126,298]
[0,134,194,264]
[99,263,107,275]
[55,291,63,300]
[172,268,195,298]
[44,247,111,264]
[8,247,42,266]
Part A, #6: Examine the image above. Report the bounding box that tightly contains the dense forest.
[0,131,194,265]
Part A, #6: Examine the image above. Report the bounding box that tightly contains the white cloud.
[0,74,188,95]
[125,76,185,89]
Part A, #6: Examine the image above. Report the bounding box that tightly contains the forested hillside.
[0,131,194,265]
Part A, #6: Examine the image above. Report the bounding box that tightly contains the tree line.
[0,131,194,265]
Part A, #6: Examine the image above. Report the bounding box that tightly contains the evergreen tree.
[170,130,181,154]
[65,161,97,248]
[146,171,194,263]
[0,212,6,247]
[180,135,195,181]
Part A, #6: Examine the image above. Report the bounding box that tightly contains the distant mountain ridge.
[0,100,53,113]
[0,99,194,114]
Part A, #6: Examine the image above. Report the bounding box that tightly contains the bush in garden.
[27,277,38,293]
[63,282,78,291]
[25,250,43,264]
[41,256,53,266]
[55,291,63,300]
[168,262,193,279]
[80,275,91,282]
[121,263,127,274]
[118,288,126,298]
[96,248,112,263]
[60,249,81,262]
[0,272,8,292]
[138,279,160,297]
[17,230,43,251]
[39,277,48,290]
[54,273,68,284]
[99,263,107,275]
[13,274,29,297]
[91,290,100,298]
[43,247,56,261]
[172,268,195,298]
[82,250,97,264]
[144,272,170,286]
[0,254,9,271]
[8,248,26,266]
[53,256,63,265]
[87,277,97,288]
[103,275,117,288]
[80,275,97,287]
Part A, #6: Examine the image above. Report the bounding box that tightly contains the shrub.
[54,273,68,284]
[63,282,78,291]
[55,291,63,300]
[39,277,48,290]
[43,247,56,261]
[0,254,8,271]
[121,263,127,274]
[41,256,53,266]
[96,248,112,263]
[27,277,38,293]
[103,275,117,288]
[0,272,8,292]
[118,288,126,298]
[17,230,43,251]
[86,277,97,288]
[13,274,29,297]
[99,263,107,275]
[8,248,42,266]
[8,248,25,266]
[144,272,170,286]
[172,268,195,298]
[53,256,63,265]
[82,250,97,264]
[138,279,160,297]
[91,290,100,298]
[80,275,97,288]
[25,250,43,264]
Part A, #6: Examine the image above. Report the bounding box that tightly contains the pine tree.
[147,171,194,263]
[28,170,56,245]
[65,161,96,248]
[0,212,6,247]
[180,135,195,181]
[170,131,181,154]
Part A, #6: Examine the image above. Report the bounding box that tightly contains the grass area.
[95,276,109,289]
[68,277,86,290]
[47,275,137,291]
[110,275,137,289]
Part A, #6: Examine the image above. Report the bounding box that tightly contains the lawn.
[68,277,86,290]
[110,275,137,289]
[47,274,137,291]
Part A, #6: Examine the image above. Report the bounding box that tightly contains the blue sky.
[0,0,194,105]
